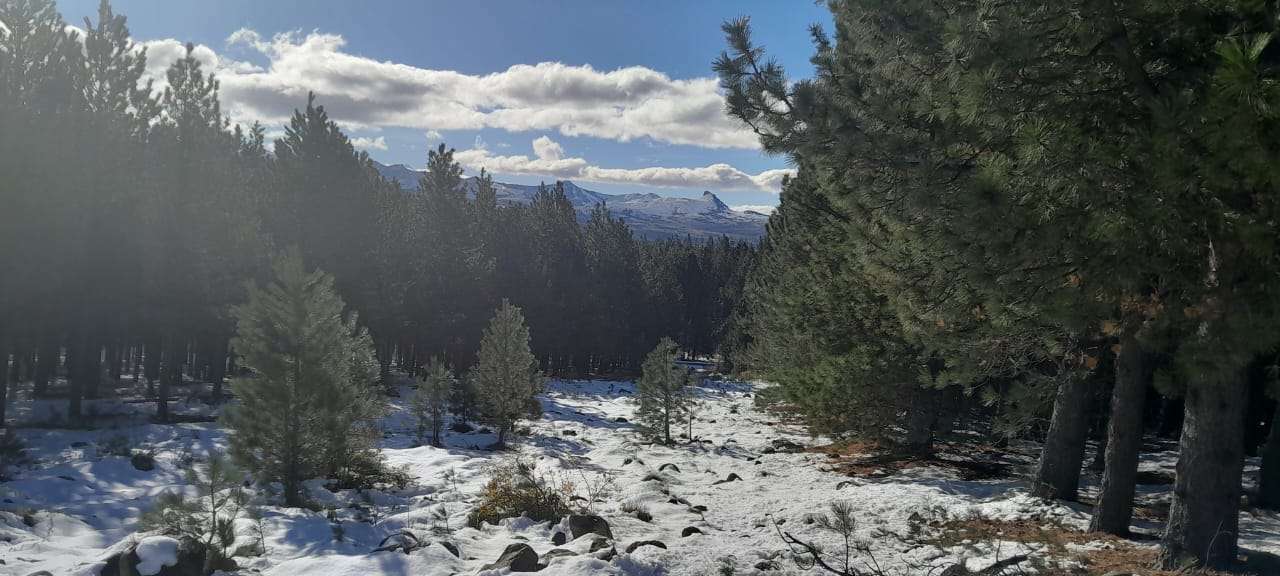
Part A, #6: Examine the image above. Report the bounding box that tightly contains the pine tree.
[472,300,543,447]
[635,337,689,444]
[414,359,453,447]
[224,252,380,506]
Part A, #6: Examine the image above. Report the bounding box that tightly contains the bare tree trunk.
[0,337,9,428]
[1159,365,1247,569]
[156,338,173,423]
[209,338,229,400]
[1032,375,1091,501]
[33,339,55,397]
[1255,404,1280,511]
[904,386,939,454]
[1090,332,1150,535]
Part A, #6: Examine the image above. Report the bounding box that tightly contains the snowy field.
[3,377,1279,576]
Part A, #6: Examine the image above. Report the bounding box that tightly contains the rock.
[539,548,577,565]
[481,543,540,573]
[551,531,567,546]
[435,540,460,558]
[562,429,577,436]
[658,463,680,473]
[372,530,420,554]
[567,514,613,540]
[624,540,667,553]
[681,526,703,537]
[614,417,628,423]
[689,505,708,513]
[755,560,780,570]
[771,438,804,453]
[100,536,204,576]
[711,472,742,485]
[588,537,612,553]
[449,421,474,433]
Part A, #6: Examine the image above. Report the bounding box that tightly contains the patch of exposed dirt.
[924,517,1249,576]
[809,439,1015,481]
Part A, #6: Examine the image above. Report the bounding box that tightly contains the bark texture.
[1159,367,1247,569]
[904,386,939,454]
[1032,375,1092,501]
[1257,405,1280,511]
[1090,333,1150,535]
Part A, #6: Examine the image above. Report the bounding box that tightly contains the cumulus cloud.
[455,137,791,193]
[350,136,387,151]
[131,29,758,149]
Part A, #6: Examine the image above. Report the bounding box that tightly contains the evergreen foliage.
[472,300,543,447]
[224,252,381,506]
[635,338,690,444]
[414,359,453,448]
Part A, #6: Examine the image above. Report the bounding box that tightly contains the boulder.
[658,463,680,473]
[567,514,613,540]
[129,452,155,472]
[614,417,628,423]
[562,429,577,436]
[624,540,666,554]
[481,543,540,573]
[551,531,567,546]
[99,536,204,576]
[449,421,474,433]
[681,526,703,537]
[538,548,577,565]
[435,540,460,558]
[372,530,420,554]
[588,537,612,553]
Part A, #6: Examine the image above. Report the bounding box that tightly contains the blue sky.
[58,0,830,209]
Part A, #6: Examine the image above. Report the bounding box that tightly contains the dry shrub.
[465,458,569,529]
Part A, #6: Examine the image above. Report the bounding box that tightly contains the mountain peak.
[700,191,730,212]
[373,161,764,241]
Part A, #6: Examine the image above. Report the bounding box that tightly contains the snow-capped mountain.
[374,162,768,241]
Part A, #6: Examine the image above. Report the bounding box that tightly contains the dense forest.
[4,0,1280,575]
[0,0,752,426]
[717,0,1280,569]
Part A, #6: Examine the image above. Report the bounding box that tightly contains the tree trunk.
[0,338,9,428]
[33,339,55,397]
[143,335,161,395]
[1159,365,1247,569]
[209,338,229,400]
[377,339,393,390]
[1032,374,1092,501]
[1256,405,1280,511]
[68,334,87,420]
[1090,332,1151,535]
[904,386,939,454]
[1090,429,1109,472]
[156,340,173,422]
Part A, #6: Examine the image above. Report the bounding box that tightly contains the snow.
[3,376,1278,575]
[134,535,180,575]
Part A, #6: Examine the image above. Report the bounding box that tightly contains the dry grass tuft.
[924,517,1245,576]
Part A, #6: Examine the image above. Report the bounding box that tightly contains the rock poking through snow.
[566,514,613,540]
[481,543,540,573]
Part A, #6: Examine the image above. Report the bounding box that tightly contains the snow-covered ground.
[2,377,1278,575]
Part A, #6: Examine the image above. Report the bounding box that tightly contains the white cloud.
[455,137,792,193]
[424,129,443,141]
[731,204,776,215]
[351,136,387,151]
[132,29,759,149]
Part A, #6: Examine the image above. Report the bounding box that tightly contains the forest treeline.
[0,0,752,424]
[716,0,1280,570]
